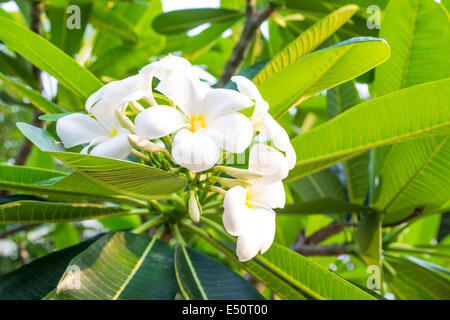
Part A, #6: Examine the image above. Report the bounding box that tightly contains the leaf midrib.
[113,235,158,300]
[176,245,208,300]
[381,136,449,212]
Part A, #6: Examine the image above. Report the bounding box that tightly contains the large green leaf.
[152,8,243,35]
[49,152,187,198]
[371,0,450,224]
[327,81,369,204]
[259,243,376,300]
[375,136,450,224]
[45,0,92,56]
[259,37,390,119]
[56,232,177,300]
[385,254,450,300]
[0,200,131,223]
[174,244,263,300]
[0,235,101,300]
[0,16,103,98]
[182,223,307,300]
[374,0,450,97]
[276,198,380,215]
[290,168,346,201]
[287,78,450,181]
[253,4,359,85]
[0,165,139,204]
[0,73,66,114]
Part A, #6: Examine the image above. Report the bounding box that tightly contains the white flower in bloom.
[231,76,296,169]
[135,68,254,172]
[56,113,132,160]
[85,75,151,130]
[139,54,196,106]
[222,143,289,261]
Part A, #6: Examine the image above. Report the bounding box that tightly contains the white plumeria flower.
[139,54,197,106]
[56,111,132,160]
[85,75,151,130]
[231,76,296,169]
[134,69,254,172]
[222,143,289,262]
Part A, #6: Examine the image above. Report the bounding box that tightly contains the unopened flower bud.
[128,134,166,153]
[213,166,263,181]
[115,108,136,133]
[209,176,252,189]
[188,189,202,222]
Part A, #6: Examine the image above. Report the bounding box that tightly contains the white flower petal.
[247,181,286,209]
[90,128,132,160]
[56,113,110,148]
[249,143,289,184]
[155,72,206,116]
[263,113,296,169]
[206,113,253,154]
[202,88,253,119]
[251,206,276,254]
[285,144,297,170]
[231,76,263,101]
[236,222,261,262]
[223,186,250,236]
[135,105,188,139]
[86,75,149,130]
[171,129,220,172]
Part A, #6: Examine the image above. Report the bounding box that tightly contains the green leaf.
[152,8,244,35]
[0,200,131,223]
[398,214,441,246]
[0,235,101,300]
[0,73,66,114]
[253,4,360,85]
[259,37,390,119]
[374,0,450,97]
[49,151,187,198]
[17,122,65,152]
[385,254,450,300]
[90,7,138,44]
[327,81,369,204]
[183,16,241,60]
[290,168,346,201]
[52,223,81,250]
[183,224,306,300]
[0,51,36,88]
[174,244,263,300]
[356,212,382,266]
[276,198,380,215]
[259,243,376,300]
[45,0,92,56]
[287,78,450,181]
[56,232,177,300]
[0,16,103,98]
[0,165,141,204]
[375,136,450,224]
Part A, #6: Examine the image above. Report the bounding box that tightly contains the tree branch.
[14,1,44,166]
[290,223,356,256]
[217,1,275,87]
[382,206,425,228]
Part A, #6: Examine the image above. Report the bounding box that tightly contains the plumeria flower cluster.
[56,54,296,261]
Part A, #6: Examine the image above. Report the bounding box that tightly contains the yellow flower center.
[188,115,206,133]
[111,129,118,137]
[245,190,254,208]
